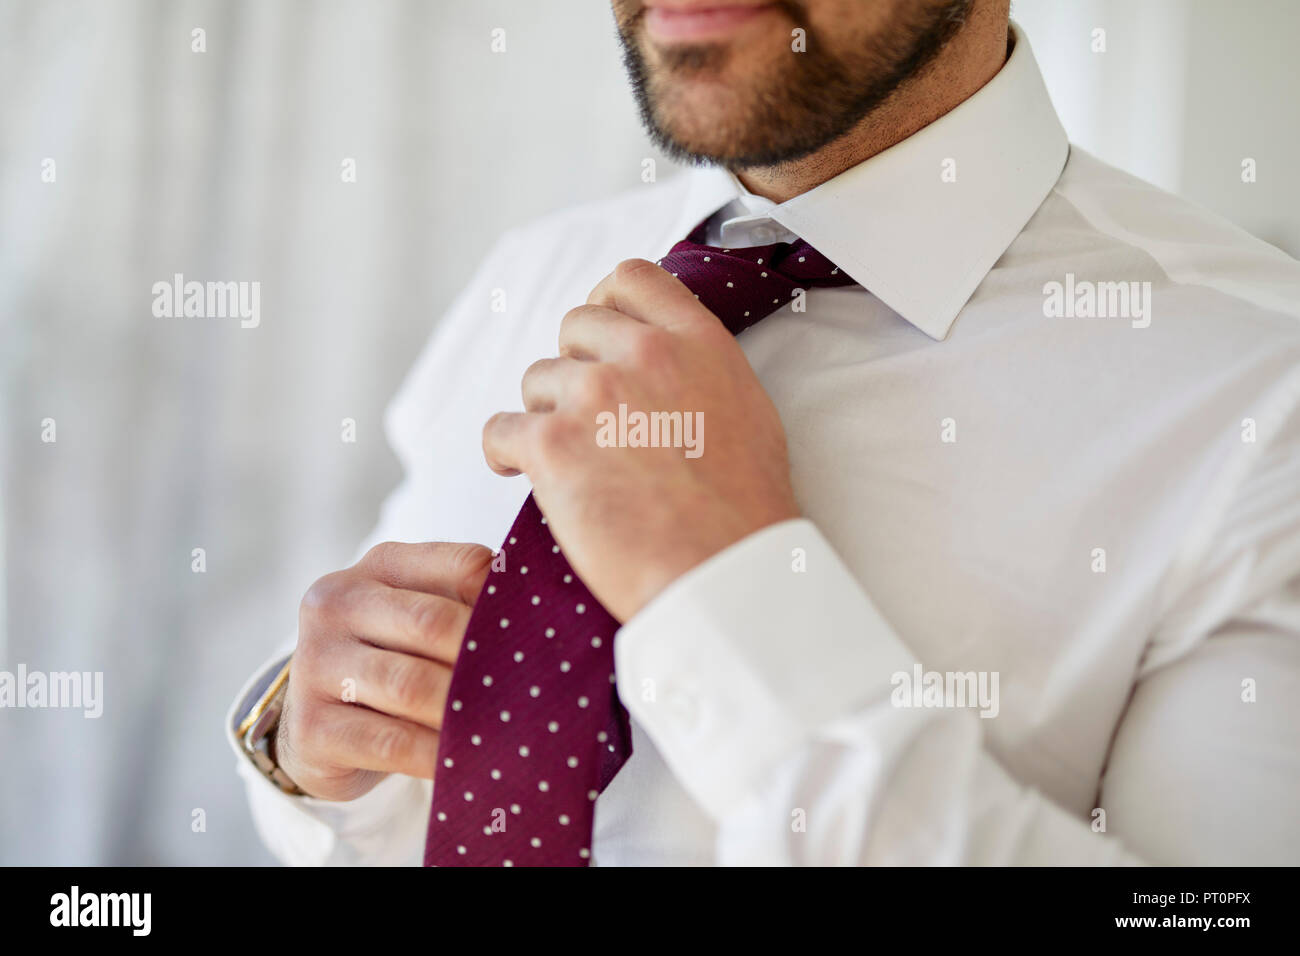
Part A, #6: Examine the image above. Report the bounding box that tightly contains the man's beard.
[614,0,974,169]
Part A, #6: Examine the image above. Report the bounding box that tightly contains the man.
[228,0,1300,865]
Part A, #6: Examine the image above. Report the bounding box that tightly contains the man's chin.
[647,88,757,164]
[622,18,814,165]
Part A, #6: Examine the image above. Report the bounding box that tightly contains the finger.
[357,541,493,604]
[337,582,472,663]
[330,641,454,729]
[587,257,705,331]
[313,702,442,779]
[558,304,645,361]
[521,356,584,412]
[482,410,539,477]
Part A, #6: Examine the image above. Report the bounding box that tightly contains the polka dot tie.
[423,219,856,866]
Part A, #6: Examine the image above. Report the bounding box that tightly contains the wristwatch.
[235,657,304,795]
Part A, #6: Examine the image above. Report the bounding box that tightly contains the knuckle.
[613,257,654,282]
[522,356,552,384]
[369,722,414,767]
[559,303,592,333]
[383,655,429,714]
[482,411,511,440]
[361,541,401,579]
[300,571,347,624]
[409,595,452,642]
[448,542,493,584]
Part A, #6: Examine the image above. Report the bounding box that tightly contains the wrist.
[629,503,802,619]
[236,657,305,796]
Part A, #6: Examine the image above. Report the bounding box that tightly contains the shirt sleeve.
[1101,396,1300,865]
[614,513,1300,865]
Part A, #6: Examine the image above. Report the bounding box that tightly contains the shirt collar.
[667,20,1068,341]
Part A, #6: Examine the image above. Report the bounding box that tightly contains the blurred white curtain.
[1,0,1295,864]
[0,0,669,865]
[1015,0,1300,256]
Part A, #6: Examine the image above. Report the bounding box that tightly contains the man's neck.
[735,7,1012,204]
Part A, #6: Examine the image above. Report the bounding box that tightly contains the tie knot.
[658,219,855,335]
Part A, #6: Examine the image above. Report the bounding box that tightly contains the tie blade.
[424,493,629,867]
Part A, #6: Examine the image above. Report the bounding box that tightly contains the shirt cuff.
[614,518,915,821]
[226,649,429,865]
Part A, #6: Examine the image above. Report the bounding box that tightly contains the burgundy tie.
[423,219,855,866]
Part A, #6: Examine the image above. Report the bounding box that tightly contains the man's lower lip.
[644,4,772,42]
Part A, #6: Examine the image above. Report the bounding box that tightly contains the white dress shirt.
[227,22,1300,866]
